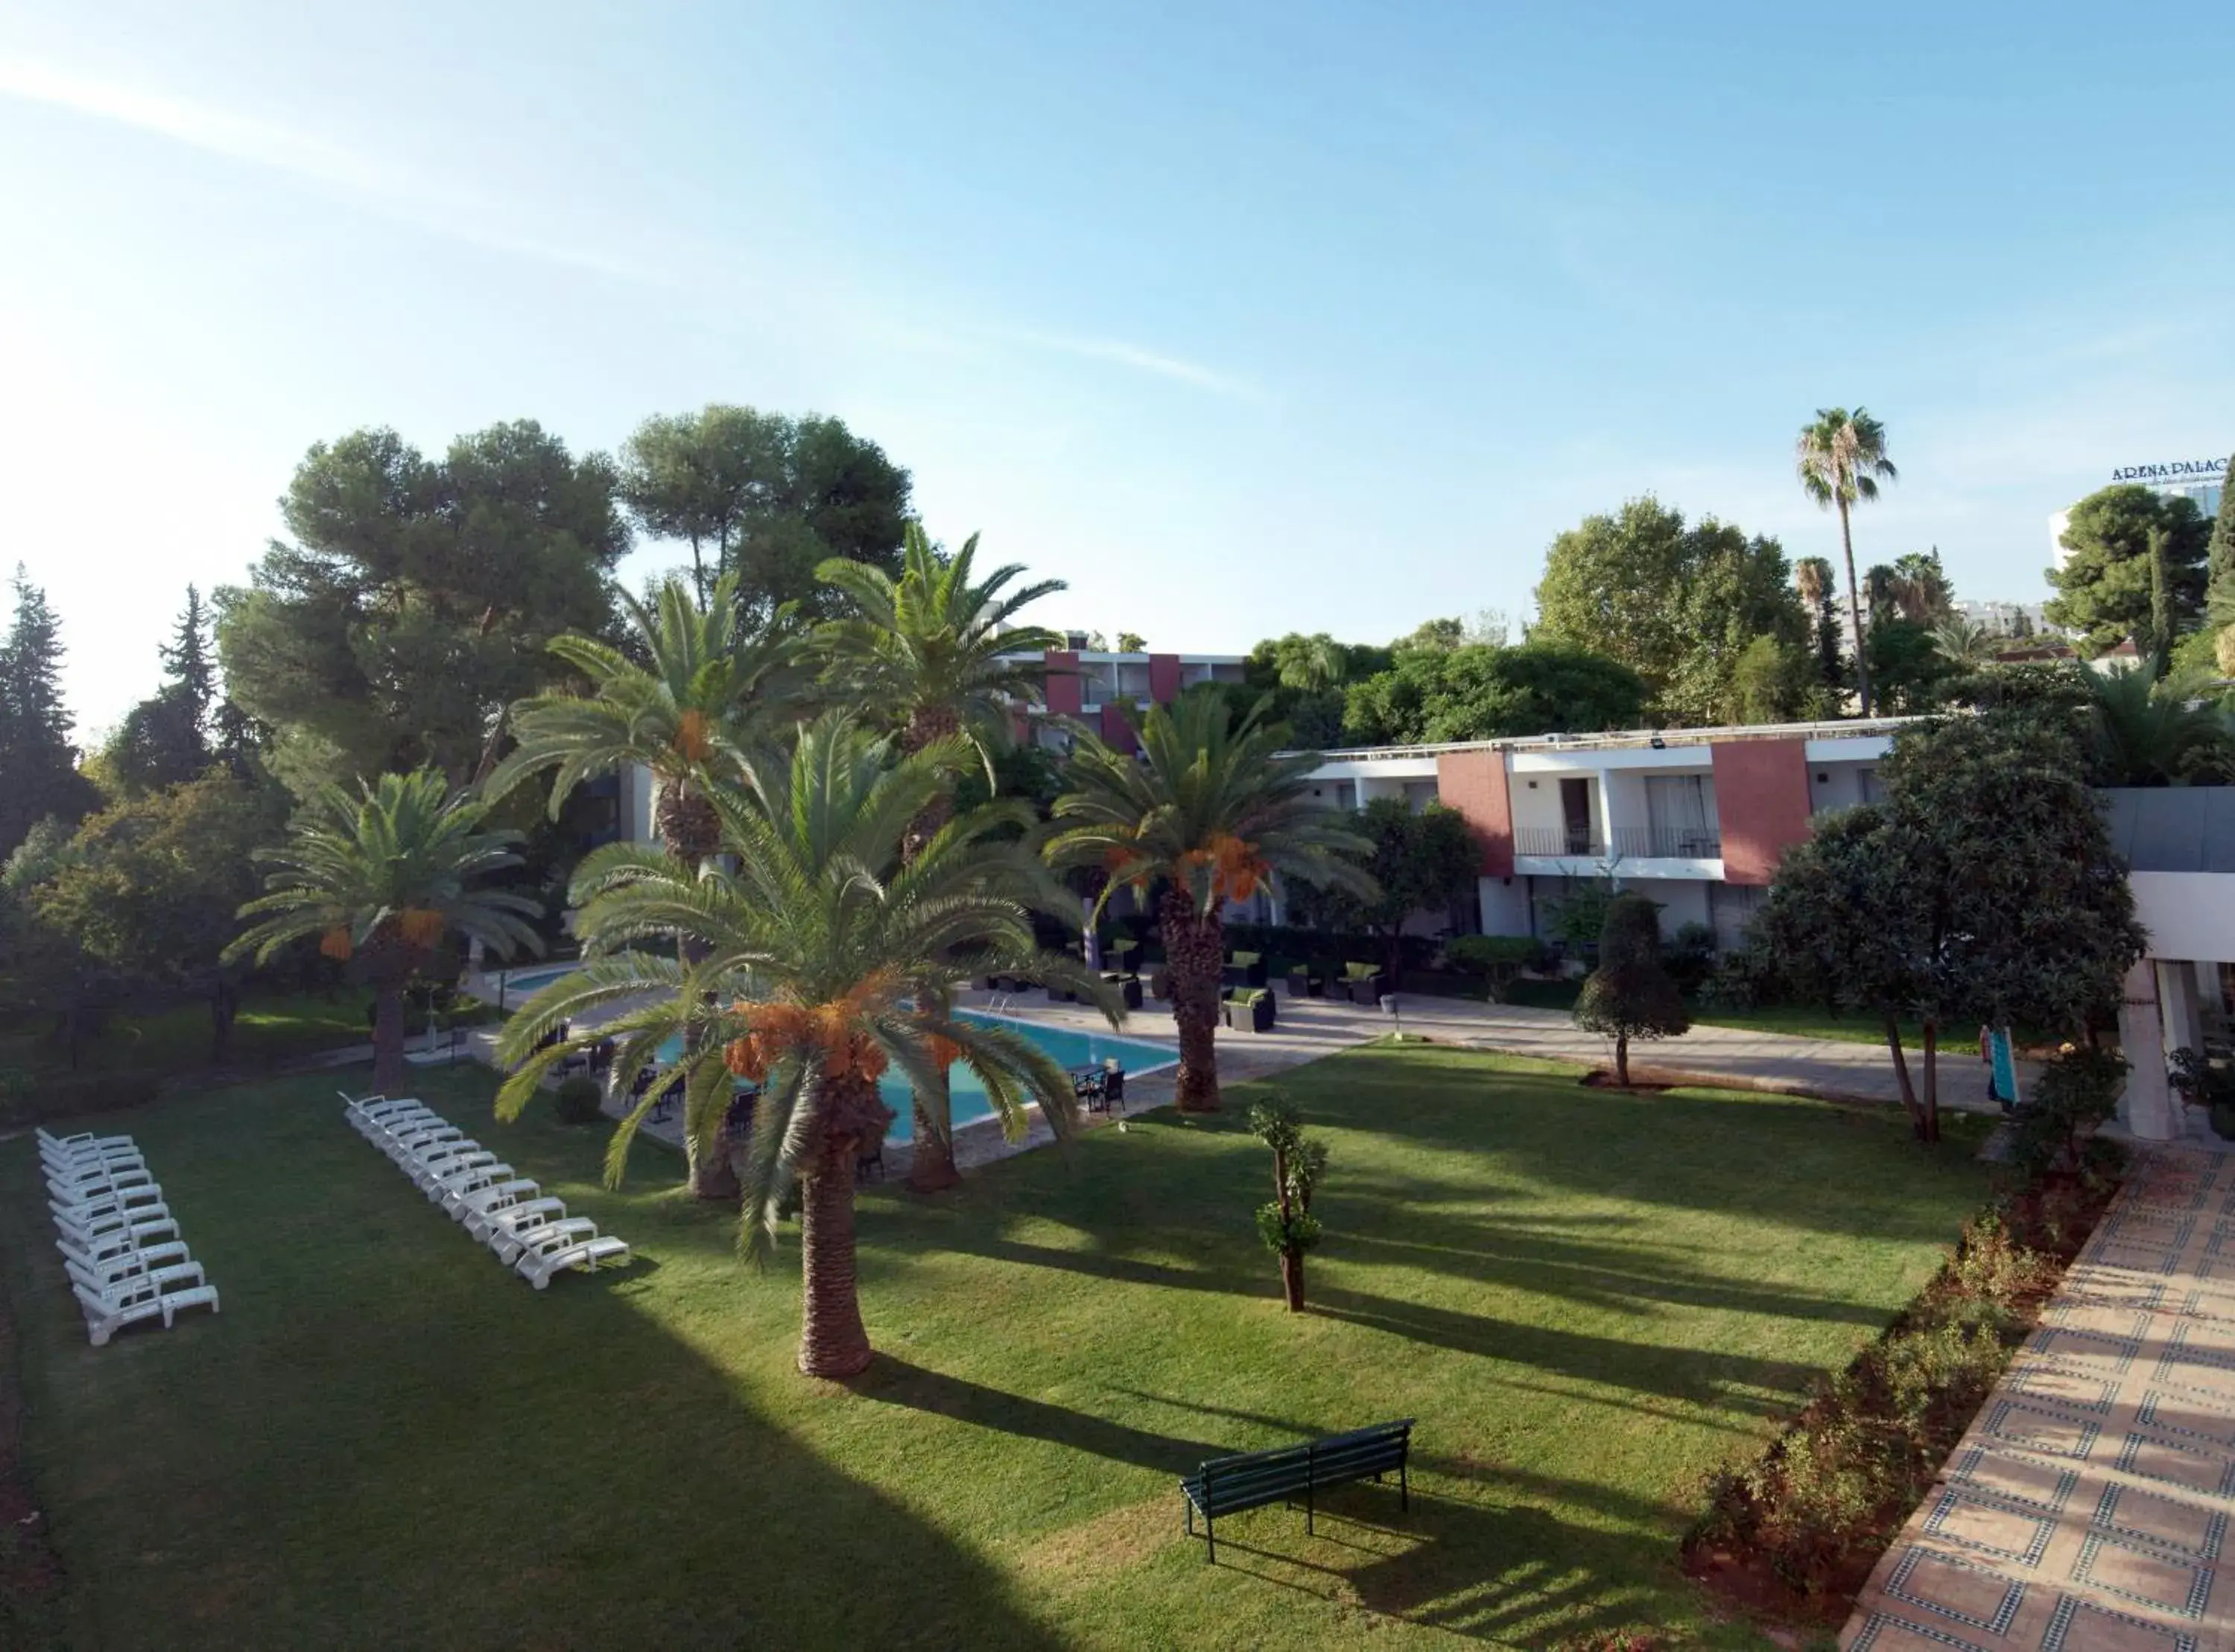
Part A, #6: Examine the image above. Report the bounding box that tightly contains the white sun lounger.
[57,1218,183,1269]
[40,1137,141,1172]
[516,1233,632,1289]
[504,1218,600,1270]
[69,1256,205,1297]
[486,1202,572,1264]
[73,1279,220,1346]
[48,1161,154,1200]
[405,1140,484,1180]
[37,1125,135,1157]
[60,1239,191,1286]
[50,1181,166,1221]
[54,1198,172,1242]
[430,1160,512,1209]
[456,1181,541,1231]
[355,1100,436,1131]
[384,1124,463,1159]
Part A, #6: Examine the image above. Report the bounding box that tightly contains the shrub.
[2011,1046,2128,1177]
[1661,921,1718,994]
[1573,895,1689,1084]
[553,1075,604,1125]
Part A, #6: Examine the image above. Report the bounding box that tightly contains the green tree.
[495,717,1112,1379]
[1341,642,1644,746]
[1730,634,1814,723]
[1572,892,1690,1086]
[618,404,912,622]
[1047,692,1373,1112]
[1287,798,1480,987]
[1115,631,1146,652]
[226,768,546,1093]
[32,772,288,1060]
[0,565,98,857]
[488,572,806,1198]
[2043,484,2210,657]
[2205,455,2235,667]
[815,522,1066,1190]
[1889,550,1954,623]
[1930,615,1999,670]
[1794,556,1846,698]
[1240,632,1388,749]
[1746,710,2143,1140]
[1795,407,1898,716]
[1249,1092,1327,1312]
[1863,619,1953,714]
[215,423,630,793]
[104,586,221,795]
[1532,498,1805,724]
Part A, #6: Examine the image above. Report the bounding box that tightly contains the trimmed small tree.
[1573,892,1690,1086]
[1249,1093,1327,1312]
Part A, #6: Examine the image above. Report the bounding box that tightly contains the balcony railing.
[1609,826,1722,860]
[1514,827,1604,859]
[1513,827,1722,860]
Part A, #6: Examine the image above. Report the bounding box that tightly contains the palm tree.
[1046,693,1375,1113]
[1796,408,1898,717]
[486,573,806,1199]
[2084,666,2235,786]
[1930,616,2000,670]
[495,717,1115,1378]
[226,769,544,1093]
[815,522,1066,1191]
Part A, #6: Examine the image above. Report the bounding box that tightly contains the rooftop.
[1300,717,1925,763]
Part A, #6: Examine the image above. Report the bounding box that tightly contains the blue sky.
[2,1,2229,736]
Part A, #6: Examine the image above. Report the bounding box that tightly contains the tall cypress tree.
[0,565,97,856]
[106,585,250,793]
[159,585,216,731]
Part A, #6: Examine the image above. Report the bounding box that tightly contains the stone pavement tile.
[2034,1594,2204,1651]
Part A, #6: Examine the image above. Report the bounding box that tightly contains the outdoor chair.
[57,1218,183,1270]
[74,1277,220,1347]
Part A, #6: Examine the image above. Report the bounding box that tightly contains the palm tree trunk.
[796,1071,893,1379]
[1840,498,1874,717]
[660,777,741,1201]
[1161,890,1224,1112]
[372,981,408,1095]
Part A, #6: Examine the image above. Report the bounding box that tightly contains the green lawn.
[1,1045,1992,1649]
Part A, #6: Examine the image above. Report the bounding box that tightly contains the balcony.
[1513,826,1722,862]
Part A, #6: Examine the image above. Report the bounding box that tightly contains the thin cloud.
[1002,328,1258,398]
[0,51,680,290]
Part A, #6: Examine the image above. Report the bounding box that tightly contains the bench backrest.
[1195,1420,1413,1516]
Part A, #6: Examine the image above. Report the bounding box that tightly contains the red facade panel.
[1435,749,1514,877]
[1710,738,1813,886]
[1044,649,1082,717]
[1099,702,1139,753]
[1147,653,1182,703]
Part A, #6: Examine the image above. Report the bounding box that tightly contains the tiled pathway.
[1843,1148,2235,1652]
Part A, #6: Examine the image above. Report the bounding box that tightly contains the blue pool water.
[508,964,1172,1143]
[497,963,583,994]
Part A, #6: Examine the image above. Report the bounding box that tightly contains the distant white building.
[1952,598,2049,638]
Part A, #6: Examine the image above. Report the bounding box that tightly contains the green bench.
[1179,1419,1413,1563]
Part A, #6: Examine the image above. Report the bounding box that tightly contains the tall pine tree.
[0,565,98,857]
[107,585,222,793]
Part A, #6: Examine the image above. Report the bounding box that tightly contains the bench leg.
[1306,1481,1313,1537]
[1400,1457,1410,1513]
[1206,1514,1215,1566]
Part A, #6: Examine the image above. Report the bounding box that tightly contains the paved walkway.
[1842,1146,2235,1652]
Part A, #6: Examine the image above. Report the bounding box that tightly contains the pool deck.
[447,972,1990,1175]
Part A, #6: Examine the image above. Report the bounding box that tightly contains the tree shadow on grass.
[2,1073,1069,1652]
[855,1357,1233,1475]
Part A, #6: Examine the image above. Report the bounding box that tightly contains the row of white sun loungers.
[340,1092,633,1288]
[39,1126,221,1347]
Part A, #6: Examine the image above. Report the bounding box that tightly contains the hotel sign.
[2111,457,2226,483]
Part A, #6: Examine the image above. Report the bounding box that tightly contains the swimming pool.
[499,965,1173,1143]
